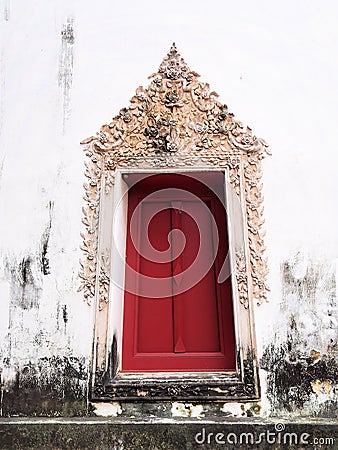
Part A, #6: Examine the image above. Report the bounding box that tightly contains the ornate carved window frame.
[79,44,270,402]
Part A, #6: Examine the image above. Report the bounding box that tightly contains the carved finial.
[158,43,190,80]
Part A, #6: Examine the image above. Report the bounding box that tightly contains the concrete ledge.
[0,418,337,449]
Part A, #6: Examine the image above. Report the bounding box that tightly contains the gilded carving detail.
[79,43,270,307]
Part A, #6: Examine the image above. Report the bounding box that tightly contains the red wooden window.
[122,174,236,372]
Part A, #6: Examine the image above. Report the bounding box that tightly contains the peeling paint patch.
[171,402,204,418]
[220,402,261,417]
[220,402,244,417]
[59,17,74,132]
[92,402,122,417]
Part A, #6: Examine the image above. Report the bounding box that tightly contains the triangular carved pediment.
[82,44,269,166]
[79,44,270,311]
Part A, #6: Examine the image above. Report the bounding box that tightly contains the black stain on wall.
[59,17,74,131]
[40,201,54,275]
[281,257,336,311]
[62,304,68,325]
[109,335,118,379]
[261,344,338,417]
[3,0,9,21]
[5,201,55,311]
[19,257,33,286]
[2,356,89,416]
[261,257,338,417]
[7,256,41,310]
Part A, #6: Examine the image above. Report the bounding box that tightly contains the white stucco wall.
[0,0,337,416]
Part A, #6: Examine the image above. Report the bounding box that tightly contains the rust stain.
[311,379,332,396]
[311,379,322,395]
[310,349,321,364]
[323,380,331,394]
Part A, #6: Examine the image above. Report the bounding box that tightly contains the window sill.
[92,358,259,402]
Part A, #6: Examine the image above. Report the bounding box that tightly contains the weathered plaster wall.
[259,255,338,417]
[0,1,92,415]
[0,0,337,418]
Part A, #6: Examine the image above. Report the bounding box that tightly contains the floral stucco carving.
[235,250,249,309]
[79,43,270,307]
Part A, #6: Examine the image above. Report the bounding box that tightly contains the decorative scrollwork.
[243,156,270,305]
[98,253,110,310]
[79,43,270,308]
[158,43,190,80]
[92,356,256,400]
[78,148,102,304]
[235,250,249,309]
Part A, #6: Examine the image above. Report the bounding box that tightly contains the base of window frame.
[85,163,264,403]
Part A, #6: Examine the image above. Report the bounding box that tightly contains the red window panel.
[122,174,236,372]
